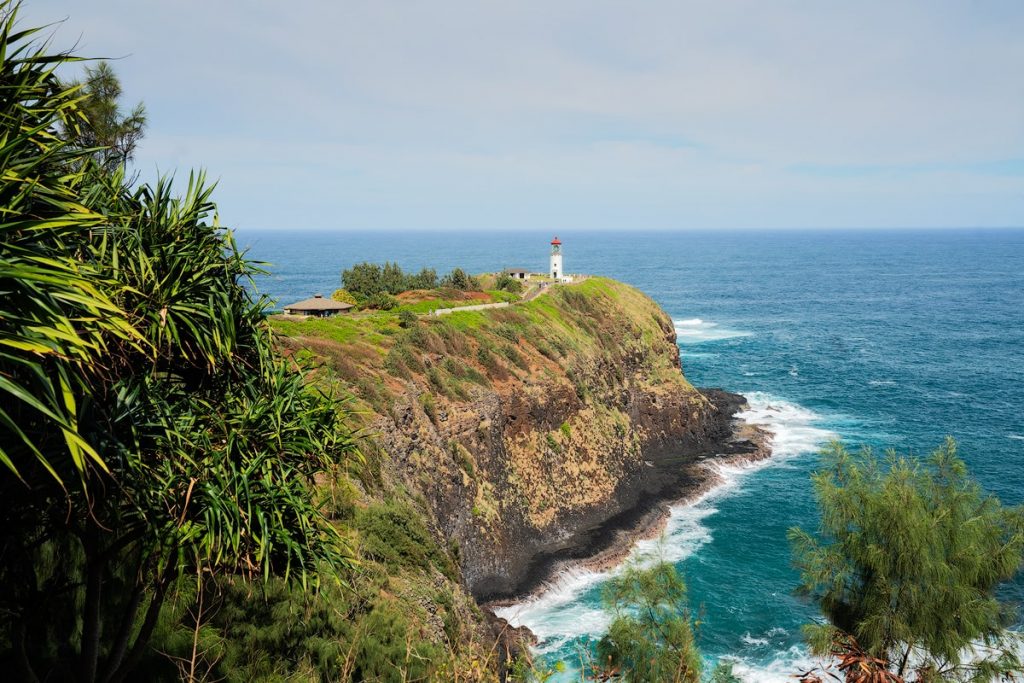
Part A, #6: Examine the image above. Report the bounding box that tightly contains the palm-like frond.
[0,1,137,483]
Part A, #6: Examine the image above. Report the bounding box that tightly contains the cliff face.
[275,278,737,599]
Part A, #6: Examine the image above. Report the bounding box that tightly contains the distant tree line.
[340,262,481,304]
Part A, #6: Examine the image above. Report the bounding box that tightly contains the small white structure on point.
[550,236,564,280]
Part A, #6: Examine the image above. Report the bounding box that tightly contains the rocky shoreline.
[485,387,771,609]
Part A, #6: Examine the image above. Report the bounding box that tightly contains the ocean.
[238,228,1024,680]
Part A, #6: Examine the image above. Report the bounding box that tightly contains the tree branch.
[79,530,103,683]
[104,556,177,683]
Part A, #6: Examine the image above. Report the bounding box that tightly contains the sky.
[24,1,1024,231]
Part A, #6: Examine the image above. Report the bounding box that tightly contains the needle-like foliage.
[789,439,1024,682]
[60,61,146,172]
[594,561,702,683]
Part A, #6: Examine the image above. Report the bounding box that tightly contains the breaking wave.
[674,318,752,343]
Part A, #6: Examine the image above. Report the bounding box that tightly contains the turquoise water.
[239,228,1024,679]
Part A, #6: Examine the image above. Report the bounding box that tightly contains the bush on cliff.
[331,288,359,306]
[441,266,481,291]
[366,291,399,310]
[356,501,458,580]
[495,273,524,294]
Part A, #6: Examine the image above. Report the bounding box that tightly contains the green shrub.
[330,288,358,305]
[351,597,442,682]
[450,440,475,478]
[366,291,398,310]
[463,366,489,386]
[426,366,446,393]
[546,433,560,453]
[355,502,455,578]
[495,274,524,294]
[440,267,480,291]
[384,344,411,378]
[595,562,701,682]
[405,324,429,349]
[710,661,743,683]
[549,337,569,357]
[476,343,496,369]
[418,392,437,423]
[496,323,521,343]
[501,344,528,370]
[398,309,418,328]
[789,439,1024,679]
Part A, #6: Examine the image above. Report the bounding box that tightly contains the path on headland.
[431,301,511,316]
[430,276,588,316]
[521,275,588,303]
[521,282,547,302]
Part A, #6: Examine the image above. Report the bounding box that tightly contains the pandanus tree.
[0,3,359,680]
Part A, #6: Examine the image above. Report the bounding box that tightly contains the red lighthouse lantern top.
[550,236,562,245]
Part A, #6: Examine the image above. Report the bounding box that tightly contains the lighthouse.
[549,236,563,280]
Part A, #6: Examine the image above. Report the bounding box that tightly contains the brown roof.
[504,268,530,274]
[283,294,354,312]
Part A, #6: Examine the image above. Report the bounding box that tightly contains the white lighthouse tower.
[549,236,563,280]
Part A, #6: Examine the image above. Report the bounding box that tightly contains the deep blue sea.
[239,228,1024,680]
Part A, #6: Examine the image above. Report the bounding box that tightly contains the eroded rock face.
[362,286,740,600]
[281,279,751,600]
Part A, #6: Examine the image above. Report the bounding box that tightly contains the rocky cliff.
[274,277,751,600]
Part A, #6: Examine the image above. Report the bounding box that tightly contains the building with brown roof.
[282,294,354,317]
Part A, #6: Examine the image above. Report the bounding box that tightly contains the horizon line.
[232,225,1024,233]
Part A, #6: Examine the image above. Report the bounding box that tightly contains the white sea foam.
[869,379,897,386]
[739,392,837,459]
[493,566,612,650]
[673,318,752,343]
[495,392,837,679]
[1008,434,1024,441]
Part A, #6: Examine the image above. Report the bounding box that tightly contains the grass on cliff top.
[270,288,518,339]
[271,314,391,346]
[272,276,692,414]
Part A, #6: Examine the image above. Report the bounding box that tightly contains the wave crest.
[673,318,752,343]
